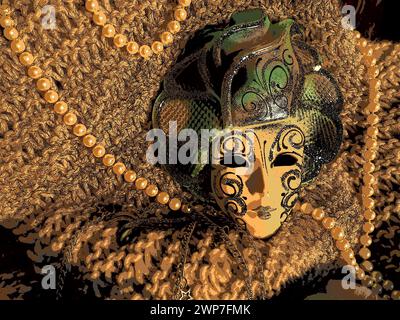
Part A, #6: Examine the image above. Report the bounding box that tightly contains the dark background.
[344,0,399,41]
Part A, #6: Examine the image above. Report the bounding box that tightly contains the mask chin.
[237,212,283,239]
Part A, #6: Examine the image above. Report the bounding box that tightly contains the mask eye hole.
[272,153,298,167]
[220,153,249,168]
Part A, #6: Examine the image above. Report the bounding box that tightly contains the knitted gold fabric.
[0,0,399,299]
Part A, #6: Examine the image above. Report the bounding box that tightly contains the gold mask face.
[211,122,305,239]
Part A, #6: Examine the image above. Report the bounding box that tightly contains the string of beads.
[0,1,192,213]
[1,1,398,300]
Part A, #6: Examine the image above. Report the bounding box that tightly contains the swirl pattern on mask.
[268,125,305,162]
[280,167,302,221]
[268,126,305,221]
[237,56,292,123]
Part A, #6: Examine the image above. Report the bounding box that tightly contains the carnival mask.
[152,9,343,238]
[210,123,305,238]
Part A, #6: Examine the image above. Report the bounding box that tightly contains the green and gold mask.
[152,8,343,238]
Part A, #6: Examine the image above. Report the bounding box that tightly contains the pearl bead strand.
[85,0,191,59]
[292,31,399,300]
[294,200,399,299]
[0,2,190,213]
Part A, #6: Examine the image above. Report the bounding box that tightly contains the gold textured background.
[0,0,398,299]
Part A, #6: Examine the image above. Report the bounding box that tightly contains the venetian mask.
[152,9,343,238]
[210,122,305,238]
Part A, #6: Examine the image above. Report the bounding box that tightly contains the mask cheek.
[282,190,300,213]
[279,169,302,221]
[211,167,247,216]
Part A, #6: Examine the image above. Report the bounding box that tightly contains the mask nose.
[245,164,270,207]
[260,188,271,207]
